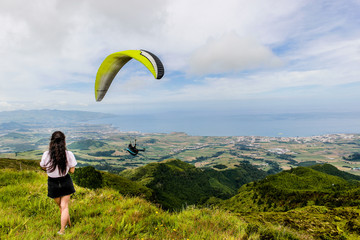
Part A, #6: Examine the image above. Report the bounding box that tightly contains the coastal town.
[235,133,360,144]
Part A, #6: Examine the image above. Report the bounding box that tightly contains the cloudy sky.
[1,0,360,115]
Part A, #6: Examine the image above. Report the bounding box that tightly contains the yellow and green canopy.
[95,50,164,102]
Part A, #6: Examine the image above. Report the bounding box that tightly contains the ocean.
[88,111,360,137]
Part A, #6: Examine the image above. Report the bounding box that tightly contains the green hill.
[119,159,267,210]
[205,161,268,190]
[70,165,154,200]
[0,158,40,171]
[241,205,360,240]
[102,171,153,199]
[0,159,302,240]
[120,159,226,210]
[2,158,360,239]
[309,163,360,181]
[221,165,360,213]
[0,158,152,200]
[68,139,109,150]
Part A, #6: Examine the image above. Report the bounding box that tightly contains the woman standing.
[40,131,77,235]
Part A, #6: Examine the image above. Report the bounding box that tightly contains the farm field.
[1,121,360,175]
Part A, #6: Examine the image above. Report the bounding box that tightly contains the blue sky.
[0,0,360,115]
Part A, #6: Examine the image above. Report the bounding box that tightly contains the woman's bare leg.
[54,197,61,211]
[54,197,71,226]
[60,195,71,232]
[54,195,71,233]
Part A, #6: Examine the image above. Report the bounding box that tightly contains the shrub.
[73,166,103,189]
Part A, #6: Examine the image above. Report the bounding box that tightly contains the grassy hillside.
[218,165,360,239]
[221,165,360,213]
[2,158,360,239]
[68,139,109,150]
[309,163,360,181]
[0,159,303,239]
[204,161,268,190]
[119,159,267,210]
[243,206,360,240]
[0,158,40,171]
[120,159,227,210]
[102,171,153,200]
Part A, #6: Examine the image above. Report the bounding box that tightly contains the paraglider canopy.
[95,49,164,102]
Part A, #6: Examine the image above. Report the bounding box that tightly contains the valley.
[1,120,360,176]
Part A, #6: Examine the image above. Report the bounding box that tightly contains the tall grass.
[0,168,301,239]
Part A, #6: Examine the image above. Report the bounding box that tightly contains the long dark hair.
[47,131,68,175]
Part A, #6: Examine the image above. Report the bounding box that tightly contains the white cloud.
[162,0,307,72]
[0,0,170,110]
[0,0,360,113]
[189,33,283,75]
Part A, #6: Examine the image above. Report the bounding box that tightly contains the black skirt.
[47,174,76,199]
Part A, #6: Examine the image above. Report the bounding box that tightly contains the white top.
[40,150,77,178]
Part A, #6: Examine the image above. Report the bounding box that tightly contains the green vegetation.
[0,158,302,239]
[73,166,103,189]
[88,150,116,157]
[205,161,267,191]
[213,164,227,169]
[2,158,360,239]
[309,163,360,181]
[119,159,267,210]
[243,206,360,239]
[68,140,109,150]
[221,165,360,213]
[102,171,153,200]
[72,165,153,199]
[0,158,40,171]
[343,152,360,162]
[297,161,318,167]
[216,164,360,239]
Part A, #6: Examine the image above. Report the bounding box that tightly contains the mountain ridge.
[119,159,268,210]
[221,164,360,213]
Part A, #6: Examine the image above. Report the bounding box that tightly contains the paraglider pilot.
[126,139,145,156]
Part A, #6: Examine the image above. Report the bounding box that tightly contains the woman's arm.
[69,167,75,174]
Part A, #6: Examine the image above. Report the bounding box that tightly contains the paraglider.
[95,49,165,156]
[95,49,164,102]
[126,139,145,156]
